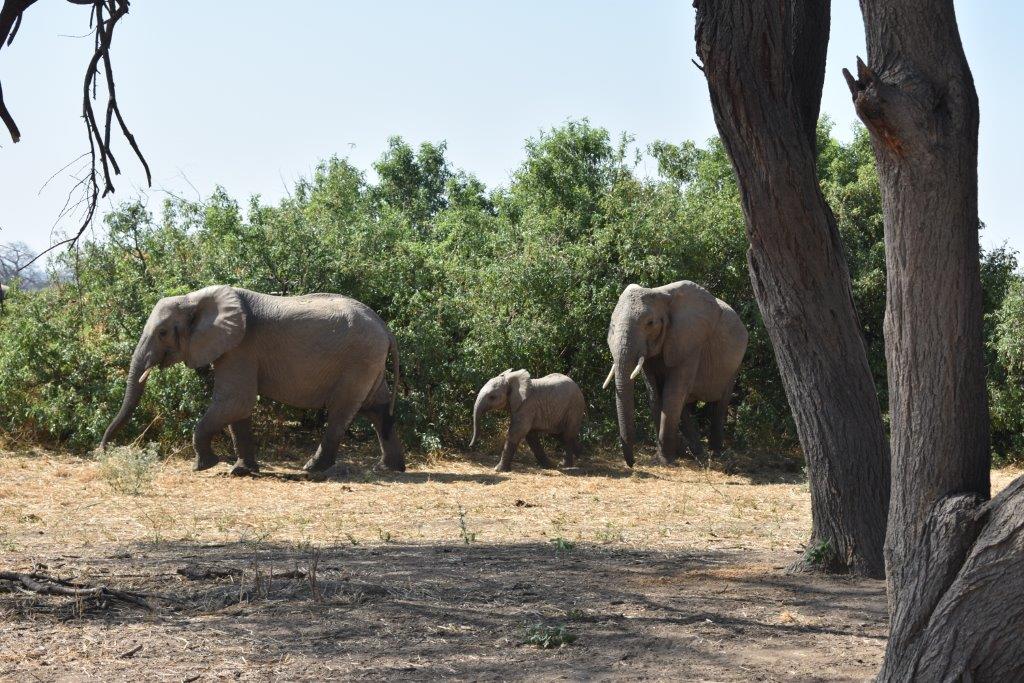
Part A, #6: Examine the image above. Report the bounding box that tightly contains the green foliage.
[550,537,576,553]
[457,506,477,545]
[521,623,577,649]
[804,538,835,569]
[1,118,1022,463]
[991,277,1024,462]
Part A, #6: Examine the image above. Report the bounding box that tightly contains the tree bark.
[694,0,890,577]
[845,1,1024,678]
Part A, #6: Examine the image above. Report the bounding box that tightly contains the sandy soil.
[1,445,1018,682]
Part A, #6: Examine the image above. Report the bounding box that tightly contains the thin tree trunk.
[694,0,890,577]
[845,1,1024,678]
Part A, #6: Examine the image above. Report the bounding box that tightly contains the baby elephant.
[469,370,585,472]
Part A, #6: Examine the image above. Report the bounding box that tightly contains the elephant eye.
[158,329,167,338]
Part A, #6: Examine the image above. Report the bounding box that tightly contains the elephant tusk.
[138,367,154,385]
[602,366,615,389]
[630,356,645,380]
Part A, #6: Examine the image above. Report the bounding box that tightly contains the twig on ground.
[118,643,143,659]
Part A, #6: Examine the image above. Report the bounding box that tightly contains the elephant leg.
[525,433,554,469]
[193,403,250,471]
[194,359,257,472]
[560,432,582,467]
[680,404,704,460]
[362,400,406,472]
[657,367,694,468]
[495,418,530,473]
[710,397,729,456]
[228,418,260,476]
[303,400,361,473]
[643,365,666,460]
[495,437,520,472]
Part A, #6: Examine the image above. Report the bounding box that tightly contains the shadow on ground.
[1,540,886,681]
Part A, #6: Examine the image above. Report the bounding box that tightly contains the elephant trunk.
[612,338,642,468]
[100,336,155,449]
[469,394,488,448]
[614,367,637,467]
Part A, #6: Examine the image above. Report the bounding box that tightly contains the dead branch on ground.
[0,569,175,610]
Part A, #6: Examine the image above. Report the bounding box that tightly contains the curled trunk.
[100,341,152,448]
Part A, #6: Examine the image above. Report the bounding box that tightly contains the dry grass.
[0,445,815,555]
[1,444,1020,682]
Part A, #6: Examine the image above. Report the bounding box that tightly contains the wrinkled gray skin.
[469,370,585,472]
[606,281,747,467]
[101,285,404,476]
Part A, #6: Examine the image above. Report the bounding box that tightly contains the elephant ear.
[505,369,532,413]
[185,285,247,368]
[662,281,723,368]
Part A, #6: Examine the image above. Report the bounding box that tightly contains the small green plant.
[521,623,577,649]
[378,528,393,543]
[0,525,18,552]
[306,547,323,603]
[344,533,360,546]
[420,433,443,454]
[94,443,159,495]
[457,506,477,545]
[595,522,623,544]
[550,537,575,553]
[804,538,834,568]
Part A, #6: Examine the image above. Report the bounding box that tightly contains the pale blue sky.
[1,1,1020,255]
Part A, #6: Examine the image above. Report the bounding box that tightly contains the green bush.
[95,443,160,496]
[1,119,1020,462]
[991,278,1024,463]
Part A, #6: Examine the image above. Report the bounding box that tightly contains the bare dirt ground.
[1,444,1019,682]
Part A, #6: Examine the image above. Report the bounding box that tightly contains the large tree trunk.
[694,0,890,577]
[845,1,1024,678]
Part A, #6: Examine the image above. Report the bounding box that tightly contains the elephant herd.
[100,281,748,475]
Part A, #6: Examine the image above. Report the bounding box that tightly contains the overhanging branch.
[1,0,150,266]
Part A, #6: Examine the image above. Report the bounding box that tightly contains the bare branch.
[0,569,180,610]
[1,0,151,256]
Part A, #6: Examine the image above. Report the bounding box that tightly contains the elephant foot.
[374,459,405,473]
[494,462,512,473]
[230,460,260,477]
[193,453,220,472]
[655,449,676,466]
[303,455,337,473]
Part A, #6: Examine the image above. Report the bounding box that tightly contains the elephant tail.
[388,334,400,416]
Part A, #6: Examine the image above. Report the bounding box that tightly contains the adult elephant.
[100,285,404,475]
[603,281,747,467]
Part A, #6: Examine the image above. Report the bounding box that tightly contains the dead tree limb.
[0,569,177,610]
[1,0,150,266]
